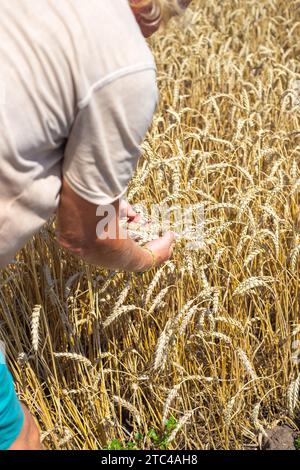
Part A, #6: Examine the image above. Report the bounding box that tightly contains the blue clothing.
[0,352,24,450]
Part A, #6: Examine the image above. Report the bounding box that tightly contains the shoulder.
[65,0,156,100]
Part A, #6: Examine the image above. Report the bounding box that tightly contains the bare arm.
[9,405,43,450]
[56,180,175,272]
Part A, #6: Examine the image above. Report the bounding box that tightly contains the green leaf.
[126,441,137,449]
[148,428,159,442]
[165,416,177,431]
[107,438,124,450]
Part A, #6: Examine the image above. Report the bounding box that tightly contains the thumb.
[163,231,177,243]
[163,231,177,255]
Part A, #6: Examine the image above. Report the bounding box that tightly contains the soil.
[262,425,296,450]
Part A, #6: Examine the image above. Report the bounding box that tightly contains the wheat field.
[0,0,300,450]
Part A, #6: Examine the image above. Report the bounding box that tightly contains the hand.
[143,231,177,268]
[119,200,142,224]
[120,201,152,243]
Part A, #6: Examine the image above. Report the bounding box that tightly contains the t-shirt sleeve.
[62,68,158,205]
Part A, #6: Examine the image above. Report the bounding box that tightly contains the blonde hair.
[130,0,186,27]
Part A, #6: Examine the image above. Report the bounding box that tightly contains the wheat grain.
[53,352,92,368]
[252,402,267,437]
[31,305,41,353]
[153,319,174,371]
[179,304,199,335]
[215,316,244,332]
[113,396,141,426]
[162,384,181,425]
[103,305,137,329]
[287,374,300,416]
[224,397,236,428]
[166,409,195,444]
[148,286,172,315]
[144,261,175,306]
[233,276,274,296]
[243,249,262,267]
[290,245,300,271]
[237,348,258,381]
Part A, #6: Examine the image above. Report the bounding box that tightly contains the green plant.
[105,438,137,450]
[105,417,178,451]
[147,417,178,449]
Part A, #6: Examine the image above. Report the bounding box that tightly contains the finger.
[127,206,138,219]
[131,213,142,222]
[163,231,177,244]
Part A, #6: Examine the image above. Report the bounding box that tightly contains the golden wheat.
[0,0,299,450]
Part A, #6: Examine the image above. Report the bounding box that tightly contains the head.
[130,0,192,38]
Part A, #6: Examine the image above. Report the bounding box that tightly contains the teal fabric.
[0,352,24,450]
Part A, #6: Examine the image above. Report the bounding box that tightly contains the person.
[0,0,191,451]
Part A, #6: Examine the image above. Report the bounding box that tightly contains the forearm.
[78,228,153,272]
[56,181,153,272]
[9,405,43,450]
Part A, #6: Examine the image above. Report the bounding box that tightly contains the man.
[0,0,191,451]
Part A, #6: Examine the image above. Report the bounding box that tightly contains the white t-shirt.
[0,0,158,268]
